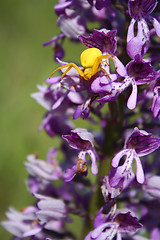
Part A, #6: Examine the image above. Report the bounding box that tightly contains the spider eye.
[80,48,102,68]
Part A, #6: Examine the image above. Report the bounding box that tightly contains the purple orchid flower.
[79,28,127,77]
[109,127,160,190]
[1,207,41,238]
[25,149,62,182]
[39,111,74,137]
[63,128,99,179]
[127,0,160,59]
[98,54,158,110]
[101,176,122,201]
[63,154,88,182]
[24,149,62,195]
[57,8,86,39]
[85,204,142,240]
[34,193,68,232]
[143,174,160,198]
[79,28,117,54]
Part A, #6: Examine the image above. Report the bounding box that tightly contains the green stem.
[82,99,124,239]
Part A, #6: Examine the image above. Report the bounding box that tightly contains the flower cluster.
[2,0,160,240]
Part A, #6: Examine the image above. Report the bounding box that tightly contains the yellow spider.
[50,47,113,81]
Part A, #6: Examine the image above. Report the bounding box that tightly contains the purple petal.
[126,127,160,156]
[79,28,117,54]
[112,149,129,168]
[52,90,69,110]
[143,174,160,198]
[113,56,127,77]
[134,154,144,184]
[91,222,113,238]
[127,19,150,59]
[87,149,98,175]
[57,9,86,39]
[152,17,160,37]
[126,55,157,84]
[91,76,112,94]
[127,18,136,43]
[127,79,137,110]
[128,0,157,19]
[54,1,72,15]
[63,128,95,150]
[152,96,160,118]
[63,165,77,182]
[115,211,142,232]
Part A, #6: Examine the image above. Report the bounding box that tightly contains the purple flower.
[1,207,41,238]
[126,55,158,85]
[31,79,82,111]
[25,149,62,181]
[63,128,99,178]
[79,28,127,77]
[34,193,68,232]
[125,55,158,109]
[39,112,73,137]
[127,0,160,59]
[85,204,142,240]
[143,174,160,198]
[57,9,86,39]
[101,176,122,201]
[98,55,158,110]
[54,1,72,15]
[25,149,62,194]
[63,156,88,182]
[79,28,117,54]
[109,127,160,190]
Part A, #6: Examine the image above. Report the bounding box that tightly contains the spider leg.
[65,63,84,79]
[97,68,112,80]
[101,54,114,61]
[61,65,73,80]
[101,60,109,66]
[92,54,113,75]
[50,63,72,78]
[50,63,84,80]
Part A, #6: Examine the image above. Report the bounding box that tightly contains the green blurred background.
[0,0,85,238]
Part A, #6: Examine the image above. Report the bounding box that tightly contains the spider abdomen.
[80,48,102,68]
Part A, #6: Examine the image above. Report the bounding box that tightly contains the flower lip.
[126,55,157,84]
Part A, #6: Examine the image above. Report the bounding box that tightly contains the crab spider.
[50,47,113,81]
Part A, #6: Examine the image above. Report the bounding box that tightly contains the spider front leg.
[92,54,114,75]
[50,63,84,80]
[97,68,112,80]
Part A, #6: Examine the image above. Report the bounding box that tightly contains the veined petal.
[127,19,150,59]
